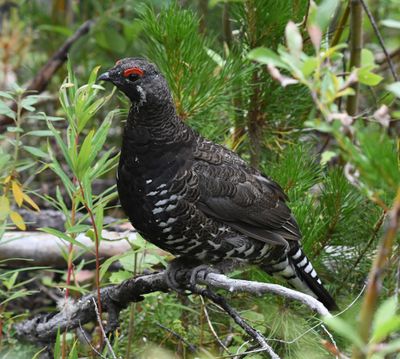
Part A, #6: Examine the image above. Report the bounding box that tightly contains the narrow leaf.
[12,181,24,206]
[10,211,26,230]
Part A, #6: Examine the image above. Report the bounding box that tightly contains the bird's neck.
[122,101,193,155]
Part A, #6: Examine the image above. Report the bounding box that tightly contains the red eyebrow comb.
[123,67,144,77]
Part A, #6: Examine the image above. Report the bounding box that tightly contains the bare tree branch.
[359,0,399,81]
[15,270,331,357]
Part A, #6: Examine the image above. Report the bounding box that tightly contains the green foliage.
[140,3,244,139]
[1,0,400,358]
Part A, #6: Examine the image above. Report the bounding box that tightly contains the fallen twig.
[0,230,135,268]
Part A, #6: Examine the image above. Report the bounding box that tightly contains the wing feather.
[193,137,301,245]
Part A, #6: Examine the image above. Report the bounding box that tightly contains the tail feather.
[262,245,338,311]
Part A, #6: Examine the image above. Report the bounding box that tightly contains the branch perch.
[15,269,331,356]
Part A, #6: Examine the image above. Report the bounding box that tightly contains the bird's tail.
[261,244,338,311]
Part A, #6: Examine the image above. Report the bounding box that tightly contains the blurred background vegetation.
[0,0,399,358]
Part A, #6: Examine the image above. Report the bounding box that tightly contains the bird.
[98,57,337,311]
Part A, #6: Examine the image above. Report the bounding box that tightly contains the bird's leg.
[165,257,198,292]
[189,264,220,290]
[166,258,243,293]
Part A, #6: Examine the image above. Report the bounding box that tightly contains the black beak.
[97,71,111,82]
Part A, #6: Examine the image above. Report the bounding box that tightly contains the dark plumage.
[98,58,337,310]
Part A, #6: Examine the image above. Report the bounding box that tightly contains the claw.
[165,259,221,294]
[189,265,220,291]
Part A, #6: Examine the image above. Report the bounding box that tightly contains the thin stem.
[246,0,264,169]
[352,188,400,359]
[92,299,117,359]
[346,0,363,116]
[197,288,280,359]
[125,252,137,359]
[12,94,23,173]
[359,0,398,81]
[339,211,386,293]
[200,296,231,355]
[331,2,350,47]
[78,181,103,346]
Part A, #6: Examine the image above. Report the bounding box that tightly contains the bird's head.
[98,57,169,106]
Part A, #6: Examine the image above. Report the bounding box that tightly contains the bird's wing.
[193,137,301,246]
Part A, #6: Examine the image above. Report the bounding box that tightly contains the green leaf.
[371,316,400,343]
[94,205,104,242]
[361,49,376,67]
[285,21,302,57]
[95,26,126,54]
[324,316,364,348]
[302,57,318,77]
[387,82,400,98]
[38,24,73,36]
[321,150,336,165]
[68,341,79,359]
[100,252,131,280]
[47,120,74,170]
[3,271,18,290]
[358,66,383,86]
[54,329,61,359]
[0,91,13,99]
[66,224,91,234]
[25,130,54,137]
[381,19,400,29]
[40,227,91,252]
[21,96,39,112]
[248,47,288,69]
[304,119,333,133]
[315,0,340,30]
[75,130,94,178]
[6,126,23,133]
[0,101,16,120]
[109,270,132,284]
[372,297,400,342]
[23,145,48,159]
[0,196,10,220]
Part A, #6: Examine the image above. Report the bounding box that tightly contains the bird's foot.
[189,265,220,292]
[165,259,220,293]
[165,258,195,293]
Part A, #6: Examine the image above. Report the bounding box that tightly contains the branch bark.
[0,230,135,268]
[15,270,331,353]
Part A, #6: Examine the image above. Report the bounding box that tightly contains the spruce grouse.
[98,58,337,310]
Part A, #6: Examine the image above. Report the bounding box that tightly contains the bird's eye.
[123,67,144,81]
[128,74,139,82]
